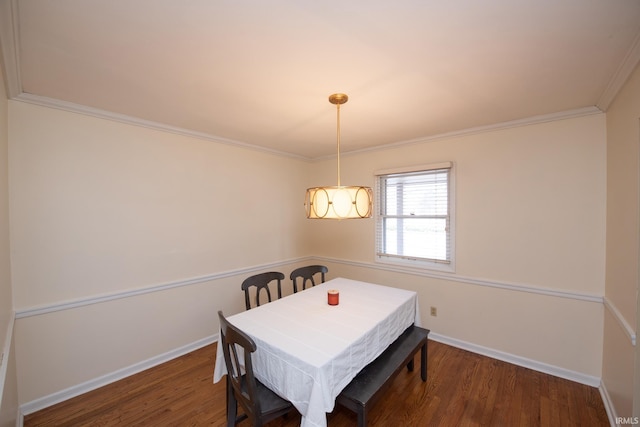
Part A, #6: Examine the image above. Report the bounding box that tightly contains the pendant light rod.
[329,93,348,187]
[336,101,341,186]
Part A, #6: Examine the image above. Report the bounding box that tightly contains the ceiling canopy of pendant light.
[304,94,373,219]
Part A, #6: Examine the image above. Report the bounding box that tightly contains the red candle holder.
[328,290,339,305]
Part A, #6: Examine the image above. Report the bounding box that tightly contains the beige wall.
[8,101,311,403]
[308,113,607,378]
[7,93,612,409]
[9,102,310,308]
[0,33,11,357]
[0,54,18,426]
[603,62,640,419]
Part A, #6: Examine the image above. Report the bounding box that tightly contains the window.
[375,162,454,271]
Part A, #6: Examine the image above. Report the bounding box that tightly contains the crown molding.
[14,94,604,164]
[22,88,602,163]
[13,93,309,160]
[597,30,640,111]
[0,0,21,98]
[13,92,607,162]
[6,76,606,164]
[332,106,604,160]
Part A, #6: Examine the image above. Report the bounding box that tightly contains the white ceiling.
[1,0,640,159]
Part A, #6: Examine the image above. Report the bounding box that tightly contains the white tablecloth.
[213,277,421,427]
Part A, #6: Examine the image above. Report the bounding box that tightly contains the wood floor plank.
[23,340,609,426]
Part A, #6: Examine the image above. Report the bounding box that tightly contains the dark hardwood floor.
[24,340,610,426]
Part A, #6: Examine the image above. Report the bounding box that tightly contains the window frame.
[374,162,455,273]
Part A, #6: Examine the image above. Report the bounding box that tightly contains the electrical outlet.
[430,306,437,317]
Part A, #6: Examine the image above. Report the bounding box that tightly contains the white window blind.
[376,163,452,267]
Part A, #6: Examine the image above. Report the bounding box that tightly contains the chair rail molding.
[316,256,603,304]
[603,296,637,346]
[14,255,608,318]
[14,257,314,319]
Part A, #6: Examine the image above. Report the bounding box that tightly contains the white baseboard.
[0,313,14,404]
[429,332,601,387]
[0,312,15,424]
[19,334,218,416]
[599,381,618,427]
[19,330,612,425]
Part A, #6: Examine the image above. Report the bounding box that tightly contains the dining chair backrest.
[218,311,294,426]
[241,272,285,310]
[218,310,261,425]
[290,265,328,293]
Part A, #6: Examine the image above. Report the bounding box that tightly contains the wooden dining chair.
[290,265,328,293]
[218,311,294,427]
[241,272,285,310]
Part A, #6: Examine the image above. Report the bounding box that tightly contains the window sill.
[375,256,455,274]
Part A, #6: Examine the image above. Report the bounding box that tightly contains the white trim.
[12,94,603,163]
[19,334,217,416]
[0,0,22,98]
[597,31,640,111]
[375,255,455,274]
[330,107,604,160]
[15,257,313,319]
[428,332,601,387]
[374,161,452,176]
[599,381,619,427]
[14,255,603,320]
[317,256,604,303]
[0,311,15,412]
[603,296,637,346]
[12,93,307,161]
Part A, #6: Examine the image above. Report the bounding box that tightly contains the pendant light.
[304,93,373,219]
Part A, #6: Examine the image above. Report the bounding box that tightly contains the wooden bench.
[336,325,430,427]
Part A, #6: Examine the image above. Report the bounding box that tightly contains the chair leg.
[225,376,229,413]
[420,342,427,381]
[406,358,415,372]
[226,377,237,427]
[358,408,367,427]
[227,402,237,427]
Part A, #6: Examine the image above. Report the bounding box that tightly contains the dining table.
[213,277,421,427]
